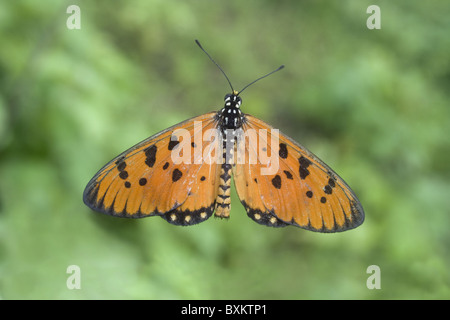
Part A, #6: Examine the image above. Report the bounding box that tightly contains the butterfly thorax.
[218,92,244,131]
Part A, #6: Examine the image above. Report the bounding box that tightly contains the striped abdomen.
[215,137,234,218]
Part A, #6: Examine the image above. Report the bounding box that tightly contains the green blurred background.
[1,0,449,299]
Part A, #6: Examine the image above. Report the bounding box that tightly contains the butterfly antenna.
[238,65,285,95]
[195,39,234,92]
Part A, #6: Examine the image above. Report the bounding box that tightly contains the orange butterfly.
[83,40,364,232]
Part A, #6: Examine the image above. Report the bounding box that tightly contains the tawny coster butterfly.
[83,40,364,232]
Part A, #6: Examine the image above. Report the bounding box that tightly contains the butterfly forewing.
[233,115,364,232]
[83,112,222,225]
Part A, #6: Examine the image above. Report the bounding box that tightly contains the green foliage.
[0,0,449,299]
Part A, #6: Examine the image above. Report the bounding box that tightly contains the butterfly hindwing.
[83,112,222,226]
[233,115,364,232]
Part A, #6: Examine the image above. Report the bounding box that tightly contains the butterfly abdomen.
[215,140,234,218]
[215,162,232,218]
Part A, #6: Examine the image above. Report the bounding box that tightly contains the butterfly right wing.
[233,114,364,232]
[83,112,223,226]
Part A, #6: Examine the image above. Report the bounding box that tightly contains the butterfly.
[83,40,364,232]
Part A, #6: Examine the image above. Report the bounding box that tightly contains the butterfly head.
[194,40,283,131]
[220,91,244,130]
[224,90,242,108]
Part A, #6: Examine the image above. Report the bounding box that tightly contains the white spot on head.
[228,109,232,113]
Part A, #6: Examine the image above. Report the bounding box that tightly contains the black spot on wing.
[279,143,288,159]
[119,171,128,180]
[115,156,125,165]
[324,185,333,194]
[328,178,336,188]
[168,139,180,151]
[172,168,183,182]
[299,156,311,180]
[144,145,157,168]
[116,161,126,172]
[271,175,282,189]
[283,170,293,180]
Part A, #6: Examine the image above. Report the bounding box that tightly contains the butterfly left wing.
[233,115,364,232]
[83,112,223,226]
